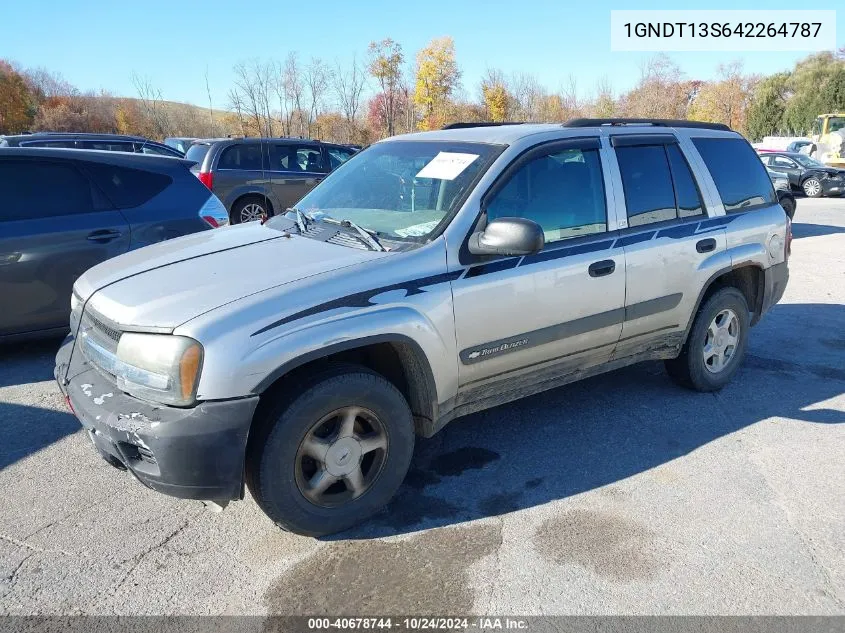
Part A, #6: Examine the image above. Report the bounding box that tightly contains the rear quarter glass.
[692,137,776,212]
[82,162,172,209]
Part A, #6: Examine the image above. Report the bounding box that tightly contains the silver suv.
[56,119,791,536]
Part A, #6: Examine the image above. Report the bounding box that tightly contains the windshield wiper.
[287,207,312,233]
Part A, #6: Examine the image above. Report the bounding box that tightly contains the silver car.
[56,119,791,536]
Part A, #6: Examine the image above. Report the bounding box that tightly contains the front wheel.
[247,366,415,536]
[665,287,750,392]
[802,178,823,198]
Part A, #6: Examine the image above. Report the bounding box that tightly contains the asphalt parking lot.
[1,197,843,616]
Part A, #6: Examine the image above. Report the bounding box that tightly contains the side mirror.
[468,217,545,256]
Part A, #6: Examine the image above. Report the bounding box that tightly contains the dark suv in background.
[0,148,228,341]
[187,137,357,223]
[0,133,184,158]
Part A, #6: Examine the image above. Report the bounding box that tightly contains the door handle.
[696,238,717,253]
[588,259,616,278]
[87,229,122,242]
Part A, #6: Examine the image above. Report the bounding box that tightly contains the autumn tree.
[0,61,36,133]
[480,68,512,122]
[368,38,404,136]
[414,36,460,130]
[688,61,757,134]
[620,54,690,119]
[590,77,617,117]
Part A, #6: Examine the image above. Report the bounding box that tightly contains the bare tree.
[284,52,306,137]
[204,66,216,136]
[511,72,544,122]
[305,58,329,137]
[230,60,275,136]
[333,55,367,142]
[131,72,172,138]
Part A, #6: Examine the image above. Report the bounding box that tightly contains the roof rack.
[442,121,526,130]
[563,118,731,132]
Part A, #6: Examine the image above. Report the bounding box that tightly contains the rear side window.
[692,137,776,212]
[185,143,211,165]
[83,162,171,209]
[616,145,677,227]
[327,147,354,170]
[218,143,265,170]
[0,160,94,221]
[77,141,135,153]
[666,144,704,218]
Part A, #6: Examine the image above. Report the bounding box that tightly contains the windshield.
[793,154,826,168]
[293,140,503,240]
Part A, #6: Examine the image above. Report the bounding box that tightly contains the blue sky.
[3,0,842,109]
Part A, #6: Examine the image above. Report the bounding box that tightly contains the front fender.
[245,306,456,404]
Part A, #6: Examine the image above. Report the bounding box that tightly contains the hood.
[77,222,388,329]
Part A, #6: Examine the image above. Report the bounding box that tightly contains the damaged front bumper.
[55,335,259,502]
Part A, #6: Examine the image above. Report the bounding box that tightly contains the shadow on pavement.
[791,222,845,239]
[0,336,63,389]
[340,302,845,539]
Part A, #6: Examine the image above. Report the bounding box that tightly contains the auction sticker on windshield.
[416,152,479,180]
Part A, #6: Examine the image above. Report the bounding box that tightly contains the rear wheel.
[247,366,415,536]
[802,178,823,198]
[665,287,750,392]
[231,195,271,224]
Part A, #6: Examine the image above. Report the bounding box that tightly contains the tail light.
[198,171,213,190]
[198,195,229,228]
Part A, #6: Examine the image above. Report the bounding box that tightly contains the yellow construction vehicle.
[808,114,845,168]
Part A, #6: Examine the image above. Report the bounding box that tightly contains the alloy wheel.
[240,203,267,223]
[703,308,740,374]
[803,179,822,197]
[294,406,389,508]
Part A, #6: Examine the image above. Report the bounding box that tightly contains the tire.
[802,178,823,198]
[231,195,271,224]
[664,287,750,392]
[247,365,415,536]
[780,196,795,219]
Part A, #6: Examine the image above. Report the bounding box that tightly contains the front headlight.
[115,333,203,406]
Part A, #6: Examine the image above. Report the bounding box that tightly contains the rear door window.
[82,162,171,209]
[615,145,677,227]
[0,159,94,221]
[692,137,776,212]
[666,144,704,218]
[218,143,265,170]
[271,144,326,172]
[22,140,77,148]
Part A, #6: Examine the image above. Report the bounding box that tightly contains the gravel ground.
[1,197,843,615]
